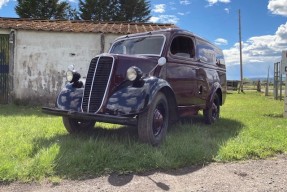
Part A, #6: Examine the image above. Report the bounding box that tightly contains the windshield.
[109,35,165,56]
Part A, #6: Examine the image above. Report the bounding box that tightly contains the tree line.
[15,0,151,22]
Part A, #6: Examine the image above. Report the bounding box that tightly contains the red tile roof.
[0,17,177,34]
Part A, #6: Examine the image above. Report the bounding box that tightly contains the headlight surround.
[66,71,74,82]
[126,66,143,82]
[66,70,81,83]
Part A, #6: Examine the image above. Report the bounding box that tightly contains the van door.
[166,35,202,106]
[195,39,219,104]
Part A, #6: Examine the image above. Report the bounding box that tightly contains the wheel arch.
[206,82,223,109]
[216,88,223,106]
[158,86,179,123]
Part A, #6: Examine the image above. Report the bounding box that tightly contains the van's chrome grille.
[82,56,114,113]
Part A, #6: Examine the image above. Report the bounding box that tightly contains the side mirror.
[158,57,167,66]
[149,57,167,76]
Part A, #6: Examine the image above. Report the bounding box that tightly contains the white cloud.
[215,38,228,45]
[177,11,190,16]
[153,4,166,13]
[180,0,191,5]
[224,8,230,14]
[149,15,179,24]
[149,16,160,23]
[223,22,287,67]
[207,0,231,6]
[275,22,287,39]
[249,59,264,63]
[0,0,10,9]
[268,0,287,16]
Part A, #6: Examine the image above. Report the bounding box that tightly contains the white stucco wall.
[105,34,120,51]
[13,30,119,104]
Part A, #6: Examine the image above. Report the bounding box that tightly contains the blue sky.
[0,0,287,79]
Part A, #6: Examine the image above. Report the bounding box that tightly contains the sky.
[0,0,287,80]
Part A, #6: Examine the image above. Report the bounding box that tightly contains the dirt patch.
[1,154,287,192]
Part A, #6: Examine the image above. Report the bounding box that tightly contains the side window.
[196,40,216,64]
[214,47,225,65]
[216,54,225,65]
[170,36,195,58]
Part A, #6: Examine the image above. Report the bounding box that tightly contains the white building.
[0,18,176,105]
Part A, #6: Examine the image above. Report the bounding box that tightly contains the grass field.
[0,91,287,182]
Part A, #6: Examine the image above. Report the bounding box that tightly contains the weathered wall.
[13,30,119,105]
[0,29,10,34]
[104,34,121,52]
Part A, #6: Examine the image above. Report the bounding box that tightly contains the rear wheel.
[62,117,96,133]
[203,93,220,124]
[138,92,169,146]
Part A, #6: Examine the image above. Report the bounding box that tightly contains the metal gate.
[0,35,9,104]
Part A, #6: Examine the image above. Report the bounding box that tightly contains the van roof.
[114,28,222,51]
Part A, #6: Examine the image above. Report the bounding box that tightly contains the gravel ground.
[1,154,287,192]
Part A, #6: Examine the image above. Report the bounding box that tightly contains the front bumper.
[42,107,137,126]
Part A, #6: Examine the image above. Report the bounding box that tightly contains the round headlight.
[66,71,74,82]
[126,67,138,81]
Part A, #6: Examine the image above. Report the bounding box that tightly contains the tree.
[15,0,75,20]
[117,0,151,22]
[79,0,151,22]
[79,0,116,21]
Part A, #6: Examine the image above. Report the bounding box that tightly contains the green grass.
[0,91,287,182]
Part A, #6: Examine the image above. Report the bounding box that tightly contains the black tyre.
[62,117,96,134]
[138,92,169,146]
[203,93,220,124]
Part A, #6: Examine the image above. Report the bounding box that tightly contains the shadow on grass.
[31,116,243,190]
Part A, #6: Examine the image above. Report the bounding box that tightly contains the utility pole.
[238,9,244,93]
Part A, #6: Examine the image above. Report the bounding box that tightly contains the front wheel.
[62,117,96,134]
[203,93,220,124]
[138,92,169,146]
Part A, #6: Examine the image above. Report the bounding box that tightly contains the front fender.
[56,83,84,112]
[106,77,173,115]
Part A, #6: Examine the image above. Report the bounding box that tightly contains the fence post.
[273,62,280,100]
[284,73,287,118]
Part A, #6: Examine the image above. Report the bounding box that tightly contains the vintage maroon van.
[43,28,227,146]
